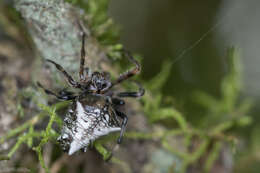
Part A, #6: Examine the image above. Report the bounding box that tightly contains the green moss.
[204,142,222,172]
[66,0,123,60]
[1,0,253,172]
[93,142,112,161]
[65,0,120,45]
[139,47,252,173]
[1,99,68,166]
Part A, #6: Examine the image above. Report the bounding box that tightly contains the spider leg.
[79,33,90,81]
[111,49,141,87]
[117,81,145,98]
[37,82,76,100]
[112,98,125,106]
[58,89,76,99]
[116,110,128,144]
[84,67,92,78]
[46,59,81,88]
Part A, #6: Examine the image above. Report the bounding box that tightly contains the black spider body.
[38,33,144,155]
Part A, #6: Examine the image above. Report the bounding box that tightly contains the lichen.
[0,0,253,172]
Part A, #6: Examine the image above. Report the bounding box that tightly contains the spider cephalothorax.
[87,71,112,93]
[38,33,144,155]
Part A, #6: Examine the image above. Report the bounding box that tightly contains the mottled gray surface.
[15,0,84,73]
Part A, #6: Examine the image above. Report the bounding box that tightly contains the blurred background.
[109,0,260,172]
[0,0,260,172]
[109,0,260,98]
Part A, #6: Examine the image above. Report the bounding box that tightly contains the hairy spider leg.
[37,82,76,100]
[79,33,89,82]
[46,59,81,88]
[117,81,145,98]
[116,110,128,144]
[111,50,141,88]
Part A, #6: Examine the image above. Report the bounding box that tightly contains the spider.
[37,33,144,155]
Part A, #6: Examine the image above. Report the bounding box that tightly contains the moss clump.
[1,0,253,172]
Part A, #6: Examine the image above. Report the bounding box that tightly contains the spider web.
[171,7,235,66]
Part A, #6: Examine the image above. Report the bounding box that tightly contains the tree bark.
[15,0,104,72]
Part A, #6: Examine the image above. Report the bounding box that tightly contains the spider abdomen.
[57,93,121,155]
